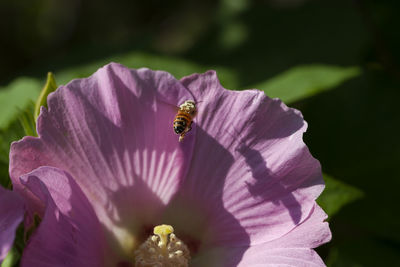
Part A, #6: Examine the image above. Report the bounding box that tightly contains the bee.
[173,100,196,142]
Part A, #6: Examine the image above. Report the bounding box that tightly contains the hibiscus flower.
[3,63,330,266]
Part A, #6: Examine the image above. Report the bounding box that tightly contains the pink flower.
[7,63,330,266]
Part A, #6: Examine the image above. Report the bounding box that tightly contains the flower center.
[134,224,190,267]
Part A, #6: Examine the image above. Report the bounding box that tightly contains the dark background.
[1,0,400,266]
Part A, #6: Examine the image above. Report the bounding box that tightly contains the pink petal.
[261,204,331,249]
[10,63,195,233]
[178,71,326,246]
[231,204,330,266]
[236,246,326,267]
[0,187,24,263]
[19,167,108,267]
[216,205,330,266]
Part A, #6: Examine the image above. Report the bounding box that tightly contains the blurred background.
[0,0,399,266]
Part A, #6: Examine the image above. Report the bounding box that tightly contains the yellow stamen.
[153,224,174,250]
[134,224,190,267]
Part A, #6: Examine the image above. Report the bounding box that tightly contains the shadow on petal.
[162,126,251,267]
[100,126,249,266]
[103,177,166,263]
[237,144,303,224]
[19,168,107,267]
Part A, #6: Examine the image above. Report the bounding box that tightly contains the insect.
[173,100,196,142]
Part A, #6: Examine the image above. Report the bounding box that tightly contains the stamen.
[134,224,190,267]
[154,224,173,249]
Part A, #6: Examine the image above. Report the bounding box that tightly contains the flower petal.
[179,71,326,246]
[236,246,326,267]
[261,204,331,249]
[217,204,330,266]
[10,63,196,239]
[19,167,107,267]
[0,187,24,263]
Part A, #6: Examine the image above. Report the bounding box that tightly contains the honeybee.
[173,100,196,142]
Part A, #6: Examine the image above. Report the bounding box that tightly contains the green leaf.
[317,174,364,217]
[0,115,26,165]
[18,102,37,137]
[34,72,57,121]
[0,110,29,188]
[56,51,239,89]
[326,237,400,267]
[0,78,41,129]
[0,162,11,189]
[0,102,36,188]
[1,247,20,267]
[250,65,361,103]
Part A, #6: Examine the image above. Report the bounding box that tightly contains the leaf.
[1,247,20,267]
[0,117,26,165]
[250,65,361,103]
[0,118,26,188]
[55,51,239,89]
[326,237,400,267]
[0,103,36,188]
[0,78,41,129]
[317,174,364,217]
[0,162,10,189]
[18,102,37,137]
[34,72,57,121]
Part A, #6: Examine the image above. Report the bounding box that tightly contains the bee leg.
[179,133,185,142]
[179,123,193,142]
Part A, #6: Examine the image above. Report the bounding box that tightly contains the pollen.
[179,100,196,115]
[134,224,190,267]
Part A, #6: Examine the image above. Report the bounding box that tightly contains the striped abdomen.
[173,110,192,134]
